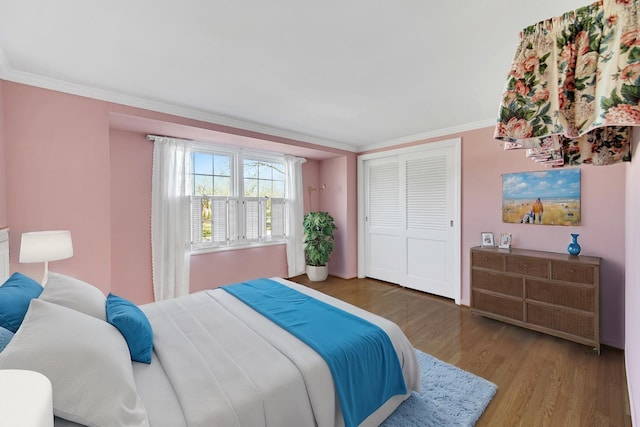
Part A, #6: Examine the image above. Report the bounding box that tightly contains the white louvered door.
[365,156,403,282]
[362,139,460,300]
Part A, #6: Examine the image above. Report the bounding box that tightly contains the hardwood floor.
[289,275,632,427]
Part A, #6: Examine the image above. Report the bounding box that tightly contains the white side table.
[0,370,53,427]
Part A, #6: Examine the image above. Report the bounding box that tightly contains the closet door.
[364,156,404,282]
[361,139,460,301]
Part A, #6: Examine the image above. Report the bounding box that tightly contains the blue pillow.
[106,293,153,364]
[0,272,43,332]
[0,325,14,352]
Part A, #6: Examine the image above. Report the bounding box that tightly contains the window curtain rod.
[146,135,194,143]
[147,135,307,164]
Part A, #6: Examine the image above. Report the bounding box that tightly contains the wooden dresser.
[470,246,600,353]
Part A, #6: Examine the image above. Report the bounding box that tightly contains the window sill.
[190,240,286,256]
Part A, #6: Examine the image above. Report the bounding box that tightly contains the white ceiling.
[0,0,589,153]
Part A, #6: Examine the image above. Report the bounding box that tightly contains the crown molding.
[355,119,497,153]
[0,60,356,153]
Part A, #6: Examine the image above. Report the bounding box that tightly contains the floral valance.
[494,0,638,166]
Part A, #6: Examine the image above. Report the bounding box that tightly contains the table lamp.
[0,369,53,427]
[19,230,73,285]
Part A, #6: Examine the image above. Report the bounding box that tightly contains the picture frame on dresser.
[481,232,495,247]
[498,233,512,249]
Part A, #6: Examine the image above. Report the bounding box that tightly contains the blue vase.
[567,233,581,256]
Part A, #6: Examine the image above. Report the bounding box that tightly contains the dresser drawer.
[527,302,595,339]
[472,269,523,297]
[505,256,548,278]
[551,262,596,285]
[526,279,594,311]
[471,251,504,271]
[472,291,523,321]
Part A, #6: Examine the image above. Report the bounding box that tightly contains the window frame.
[190,143,288,254]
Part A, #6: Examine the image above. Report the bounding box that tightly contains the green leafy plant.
[303,211,336,267]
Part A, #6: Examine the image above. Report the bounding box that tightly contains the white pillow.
[41,272,106,321]
[0,299,149,427]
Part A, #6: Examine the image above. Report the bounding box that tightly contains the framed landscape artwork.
[502,169,581,226]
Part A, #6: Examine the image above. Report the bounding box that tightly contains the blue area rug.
[381,349,497,427]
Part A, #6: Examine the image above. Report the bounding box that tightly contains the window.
[190,147,287,251]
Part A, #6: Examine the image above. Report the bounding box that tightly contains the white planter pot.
[306,265,329,281]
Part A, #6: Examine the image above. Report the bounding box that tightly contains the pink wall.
[190,245,288,292]
[364,126,627,349]
[625,130,640,423]
[319,155,358,279]
[109,129,154,301]
[303,159,321,213]
[3,83,112,290]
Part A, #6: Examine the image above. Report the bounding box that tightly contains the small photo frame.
[499,233,512,249]
[481,232,495,247]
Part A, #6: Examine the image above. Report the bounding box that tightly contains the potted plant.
[303,211,336,281]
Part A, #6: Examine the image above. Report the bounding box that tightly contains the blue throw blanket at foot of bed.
[222,278,407,427]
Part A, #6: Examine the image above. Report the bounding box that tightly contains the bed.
[0,272,420,427]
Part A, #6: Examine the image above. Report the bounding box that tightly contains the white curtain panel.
[151,137,192,301]
[285,155,306,277]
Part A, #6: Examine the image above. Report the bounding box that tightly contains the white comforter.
[56,278,420,427]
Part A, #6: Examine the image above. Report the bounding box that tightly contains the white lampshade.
[19,230,73,285]
[0,370,53,427]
